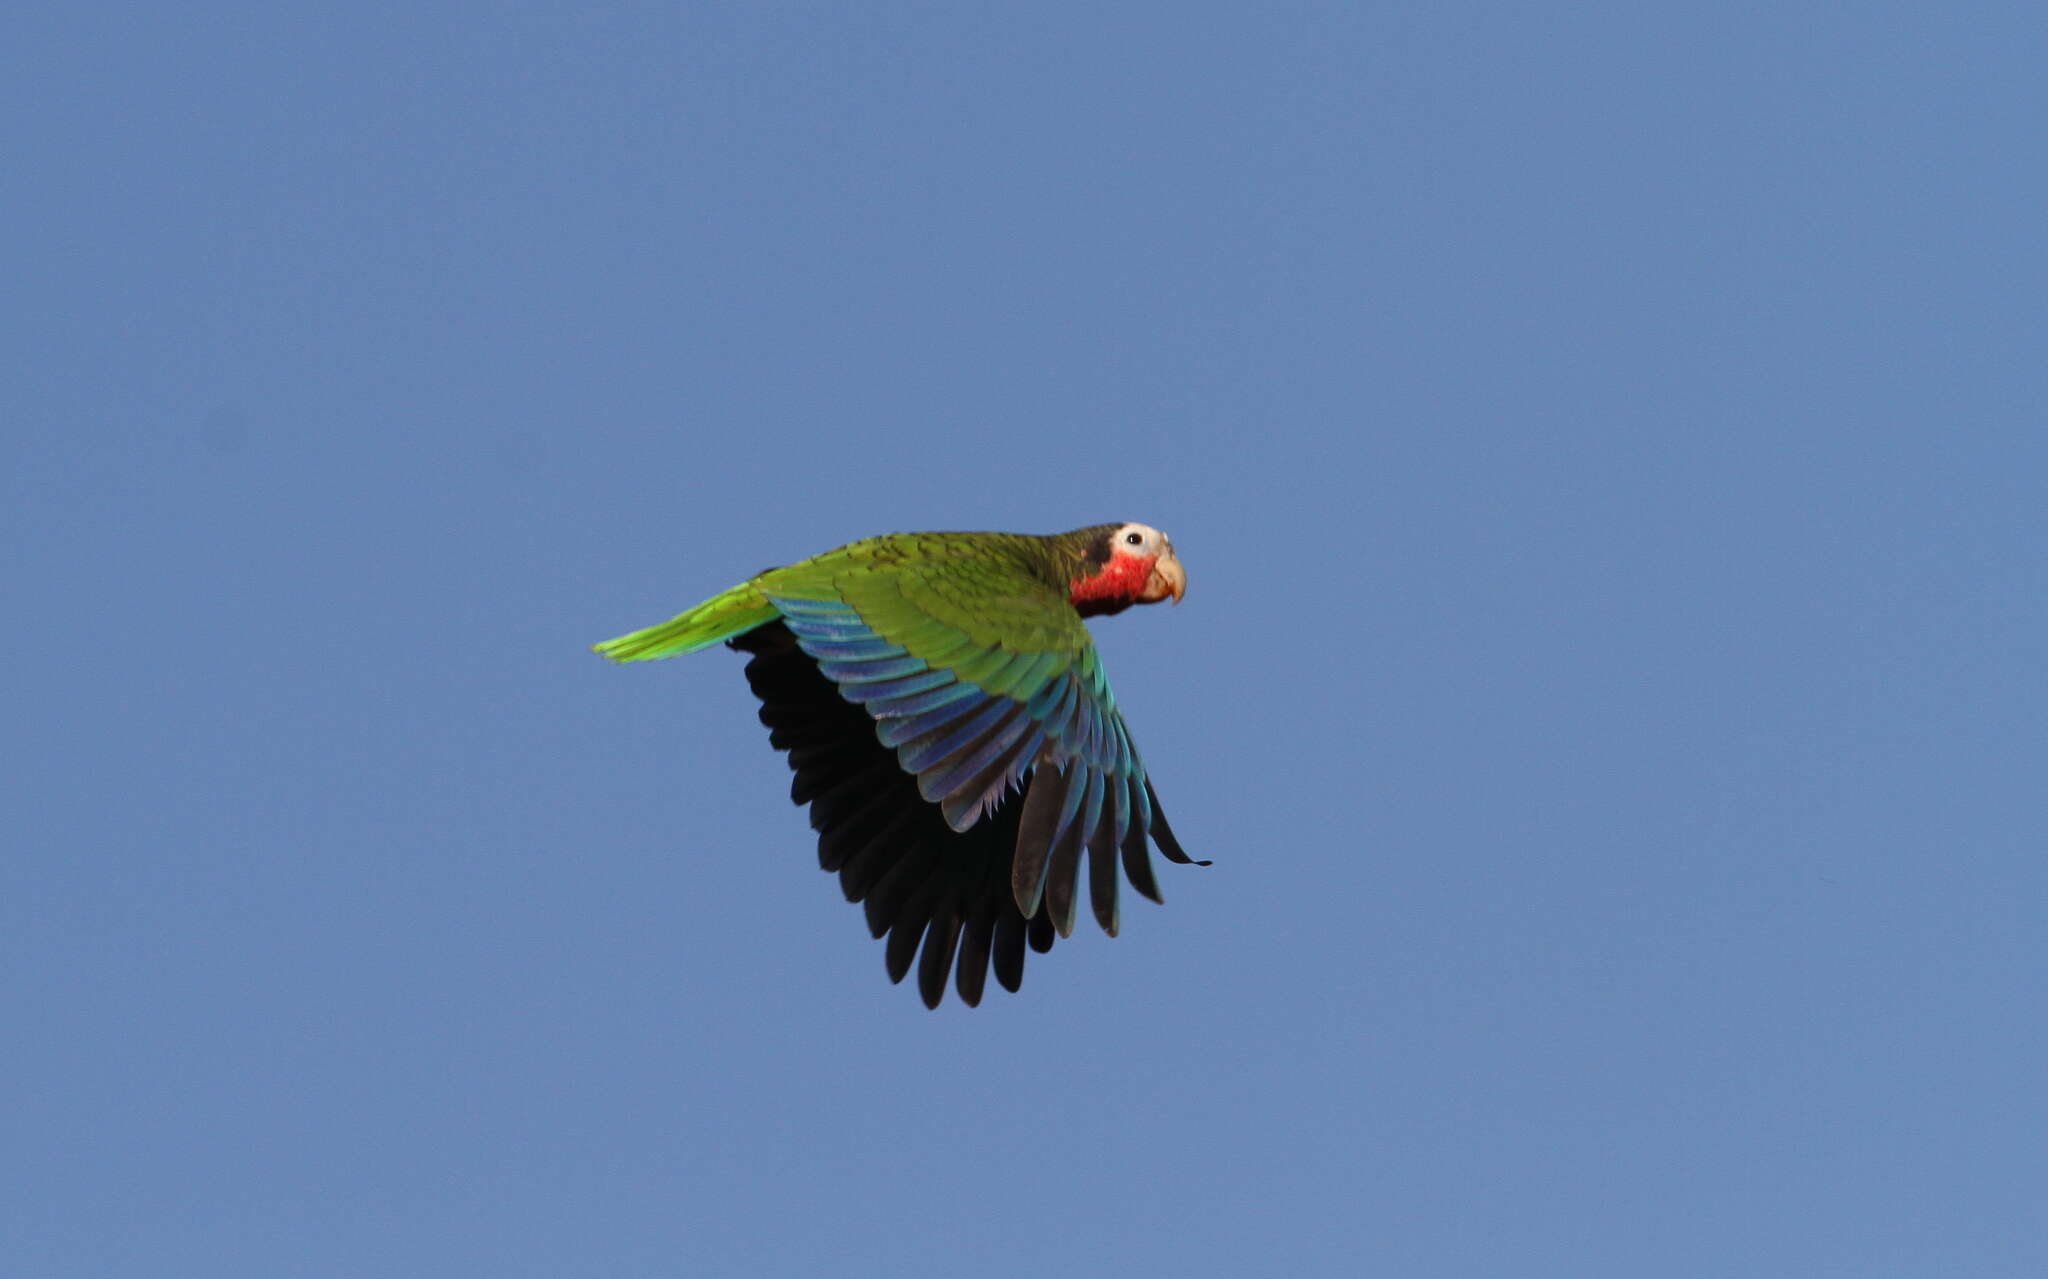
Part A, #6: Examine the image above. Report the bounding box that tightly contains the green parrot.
[594,522,1205,1007]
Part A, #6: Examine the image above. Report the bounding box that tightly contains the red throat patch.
[1069,549,1155,615]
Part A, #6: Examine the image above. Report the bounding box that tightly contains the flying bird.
[594,523,1206,1007]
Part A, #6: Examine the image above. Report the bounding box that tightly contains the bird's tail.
[593,581,781,662]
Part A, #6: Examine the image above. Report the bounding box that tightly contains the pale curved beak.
[1139,545,1186,605]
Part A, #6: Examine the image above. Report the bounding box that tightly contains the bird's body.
[595,523,1202,1006]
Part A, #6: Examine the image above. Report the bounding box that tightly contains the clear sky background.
[6,5,2044,1276]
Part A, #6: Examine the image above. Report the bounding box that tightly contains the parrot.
[593,522,1206,1008]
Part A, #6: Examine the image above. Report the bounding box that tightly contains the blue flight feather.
[869,680,982,720]
[921,707,1031,805]
[876,694,987,749]
[898,697,1012,773]
[836,668,954,704]
[818,654,930,684]
[795,636,908,662]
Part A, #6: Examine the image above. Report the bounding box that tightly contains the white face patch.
[1114,522,1168,556]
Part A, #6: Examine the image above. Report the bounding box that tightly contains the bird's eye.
[1124,531,1143,546]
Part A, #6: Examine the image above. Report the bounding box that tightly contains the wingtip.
[1011,869,1047,920]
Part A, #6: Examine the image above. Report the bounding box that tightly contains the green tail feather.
[593,581,780,662]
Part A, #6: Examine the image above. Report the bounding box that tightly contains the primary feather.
[595,523,1204,1007]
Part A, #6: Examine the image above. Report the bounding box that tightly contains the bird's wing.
[763,546,1201,938]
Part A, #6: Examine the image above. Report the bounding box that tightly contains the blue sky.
[6,4,2045,1275]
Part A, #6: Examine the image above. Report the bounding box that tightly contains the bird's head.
[1068,522,1186,617]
